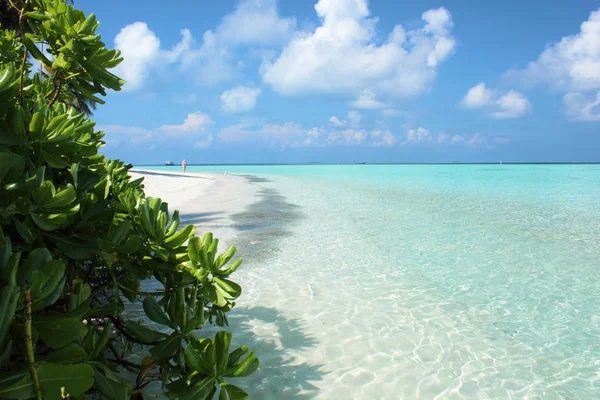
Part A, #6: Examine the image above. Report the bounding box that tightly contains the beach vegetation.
[0,1,257,399]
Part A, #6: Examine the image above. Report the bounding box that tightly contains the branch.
[108,316,162,346]
[19,48,27,105]
[24,289,43,400]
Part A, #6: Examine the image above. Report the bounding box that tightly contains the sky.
[77,0,600,164]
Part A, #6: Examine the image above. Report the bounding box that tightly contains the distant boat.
[165,160,174,166]
[500,160,502,166]
[358,162,366,164]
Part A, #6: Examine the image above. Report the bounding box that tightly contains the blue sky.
[78,0,600,164]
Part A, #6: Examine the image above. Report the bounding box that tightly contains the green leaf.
[87,300,123,318]
[30,212,67,231]
[89,321,111,359]
[225,351,259,378]
[0,152,12,181]
[22,37,52,66]
[124,320,168,343]
[0,286,19,346]
[219,383,248,400]
[142,296,172,327]
[43,184,76,209]
[31,260,66,308]
[29,112,46,140]
[188,236,202,262]
[179,376,216,400]
[184,340,214,376]
[214,331,232,376]
[93,368,129,400]
[12,217,35,244]
[42,343,87,363]
[163,224,194,249]
[33,317,81,348]
[17,248,51,286]
[0,363,94,400]
[213,277,242,299]
[149,332,181,363]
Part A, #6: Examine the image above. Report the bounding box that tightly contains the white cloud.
[100,125,153,146]
[182,0,295,85]
[114,23,191,91]
[407,127,431,142]
[214,0,296,46]
[451,134,464,144]
[505,9,600,120]
[461,82,493,108]
[351,89,386,109]
[327,129,368,145]
[506,9,600,92]
[217,116,397,148]
[114,0,295,89]
[330,111,362,128]
[348,110,362,127]
[371,130,396,146]
[100,112,214,149]
[437,132,450,143]
[158,112,213,136]
[329,116,345,126]
[563,91,600,121]
[194,135,214,150]
[217,122,309,148]
[262,1,456,101]
[464,133,489,148]
[490,90,532,119]
[220,86,262,113]
[461,84,531,119]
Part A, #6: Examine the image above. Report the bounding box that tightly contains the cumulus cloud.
[562,91,600,121]
[407,127,431,142]
[506,9,600,92]
[437,132,450,143]
[348,111,362,127]
[262,0,456,102]
[220,86,262,113]
[461,82,493,108]
[217,116,397,148]
[490,90,532,119]
[371,130,396,146]
[114,0,295,90]
[451,134,464,144]
[329,116,345,126]
[212,0,296,46]
[505,8,600,120]
[351,89,386,109]
[194,135,215,150]
[113,23,191,91]
[329,111,362,128]
[99,112,213,147]
[182,0,295,85]
[461,83,531,119]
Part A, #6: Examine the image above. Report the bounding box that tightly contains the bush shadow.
[200,306,327,399]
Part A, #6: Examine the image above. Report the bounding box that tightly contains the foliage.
[0,1,258,399]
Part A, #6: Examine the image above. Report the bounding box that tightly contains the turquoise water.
[144,165,600,399]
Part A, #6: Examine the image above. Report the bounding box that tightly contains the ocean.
[142,164,600,399]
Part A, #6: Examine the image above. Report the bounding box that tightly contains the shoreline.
[130,169,259,247]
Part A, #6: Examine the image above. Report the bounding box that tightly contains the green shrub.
[0,1,258,399]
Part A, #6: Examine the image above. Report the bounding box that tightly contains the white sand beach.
[130,169,258,246]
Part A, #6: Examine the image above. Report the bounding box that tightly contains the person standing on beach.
[182,159,187,172]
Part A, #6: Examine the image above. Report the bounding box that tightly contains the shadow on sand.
[200,306,326,399]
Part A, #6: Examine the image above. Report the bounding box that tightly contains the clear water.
[143,165,600,399]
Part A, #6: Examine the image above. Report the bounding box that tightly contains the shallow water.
[144,165,600,399]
